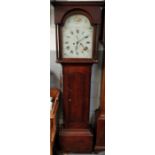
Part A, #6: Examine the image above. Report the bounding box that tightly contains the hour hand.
[80,43,84,48]
[80,43,88,50]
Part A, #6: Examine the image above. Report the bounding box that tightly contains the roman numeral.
[66,46,70,50]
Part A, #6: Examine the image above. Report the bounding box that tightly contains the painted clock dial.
[62,14,94,58]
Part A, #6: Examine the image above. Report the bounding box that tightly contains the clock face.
[62,14,94,58]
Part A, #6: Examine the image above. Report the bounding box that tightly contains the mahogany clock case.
[51,1,105,153]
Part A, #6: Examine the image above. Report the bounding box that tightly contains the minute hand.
[78,36,88,42]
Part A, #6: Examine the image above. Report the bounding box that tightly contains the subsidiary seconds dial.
[62,14,94,58]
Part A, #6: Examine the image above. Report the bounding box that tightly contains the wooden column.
[95,63,105,152]
[50,88,60,155]
[95,6,105,151]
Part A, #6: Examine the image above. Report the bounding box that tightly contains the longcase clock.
[51,1,104,153]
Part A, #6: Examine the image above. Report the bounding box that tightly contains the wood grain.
[95,61,105,152]
[50,88,60,155]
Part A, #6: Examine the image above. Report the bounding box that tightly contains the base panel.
[94,146,105,153]
[59,129,93,153]
[95,115,105,152]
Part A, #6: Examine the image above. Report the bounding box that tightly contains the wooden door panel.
[63,65,91,129]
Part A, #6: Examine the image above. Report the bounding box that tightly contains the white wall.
[50,5,62,89]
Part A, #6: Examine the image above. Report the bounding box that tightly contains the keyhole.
[68,98,72,102]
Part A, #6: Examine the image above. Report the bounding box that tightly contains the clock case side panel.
[95,6,105,152]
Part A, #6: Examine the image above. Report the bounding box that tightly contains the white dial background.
[62,14,94,58]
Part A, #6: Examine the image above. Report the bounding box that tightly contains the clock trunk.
[59,64,93,153]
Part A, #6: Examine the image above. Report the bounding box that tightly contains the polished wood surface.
[59,64,93,153]
[63,64,91,129]
[59,129,93,153]
[95,63,105,152]
[51,1,105,6]
[95,6,105,151]
[50,88,60,155]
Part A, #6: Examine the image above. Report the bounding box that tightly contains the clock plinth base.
[94,114,105,152]
[59,128,93,153]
